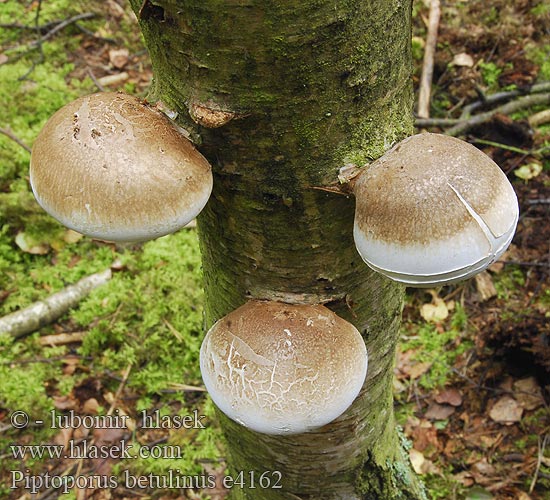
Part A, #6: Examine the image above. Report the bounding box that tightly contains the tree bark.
[129,1,425,498]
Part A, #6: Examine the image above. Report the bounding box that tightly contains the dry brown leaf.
[82,398,100,415]
[52,395,77,410]
[408,361,432,380]
[425,403,456,420]
[109,48,130,69]
[454,470,475,487]
[489,396,523,424]
[409,448,440,475]
[411,421,440,454]
[434,388,463,407]
[15,232,49,255]
[513,377,543,410]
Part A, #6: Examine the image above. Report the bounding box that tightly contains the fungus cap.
[353,133,518,287]
[30,92,213,243]
[200,300,368,435]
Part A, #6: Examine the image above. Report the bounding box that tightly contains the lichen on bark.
[130,1,425,498]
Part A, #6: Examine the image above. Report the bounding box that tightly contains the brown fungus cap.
[30,92,213,243]
[200,300,368,435]
[353,133,518,287]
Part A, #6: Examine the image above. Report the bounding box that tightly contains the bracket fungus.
[353,133,518,287]
[200,300,368,435]
[30,92,213,243]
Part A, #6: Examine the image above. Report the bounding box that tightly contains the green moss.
[494,265,526,300]
[400,305,472,390]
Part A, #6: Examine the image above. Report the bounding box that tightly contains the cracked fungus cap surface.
[30,92,213,243]
[353,133,519,287]
[200,300,368,435]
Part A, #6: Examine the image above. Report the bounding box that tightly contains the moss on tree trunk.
[130,1,426,498]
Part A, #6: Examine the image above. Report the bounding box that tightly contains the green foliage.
[422,471,464,500]
[478,61,502,89]
[493,265,526,300]
[400,304,472,391]
[526,44,550,81]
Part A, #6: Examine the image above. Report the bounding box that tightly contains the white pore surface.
[31,178,212,243]
[200,319,368,435]
[353,209,518,287]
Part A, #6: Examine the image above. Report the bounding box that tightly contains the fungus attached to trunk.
[30,92,213,243]
[200,300,368,435]
[353,133,518,287]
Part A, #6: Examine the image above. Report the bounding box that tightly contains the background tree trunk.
[129,1,426,498]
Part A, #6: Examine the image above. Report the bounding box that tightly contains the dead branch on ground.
[417,0,441,119]
[0,268,112,339]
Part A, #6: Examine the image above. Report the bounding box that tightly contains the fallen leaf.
[411,421,440,454]
[425,403,455,420]
[434,388,463,407]
[454,470,475,487]
[514,162,542,180]
[489,396,523,424]
[408,361,432,380]
[409,448,425,474]
[409,448,440,475]
[109,48,130,69]
[472,458,496,476]
[52,395,77,410]
[63,229,83,244]
[451,52,475,67]
[513,377,543,410]
[15,232,49,255]
[420,297,449,323]
[82,398,100,415]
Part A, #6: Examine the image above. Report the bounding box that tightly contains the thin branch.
[417,0,441,119]
[446,93,550,136]
[529,435,548,494]
[38,331,86,346]
[0,127,32,153]
[0,269,112,339]
[29,12,96,47]
[529,108,550,127]
[460,81,550,118]
[87,67,106,92]
[106,363,133,416]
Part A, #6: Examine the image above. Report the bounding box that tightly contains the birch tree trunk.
[129,1,426,498]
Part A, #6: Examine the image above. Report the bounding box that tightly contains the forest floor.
[0,1,549,499]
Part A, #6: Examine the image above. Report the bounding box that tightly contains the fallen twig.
[529,108,550,127]
[29,12,97,47]
[446,93,550,136]
[417,0,441,119]
[0,269,112,339]
[461,81,550,118]
[416,82,550,132]
[87,67,107,92]
[530,435,548,494]
[106,362,132,416]
[38,331,86,346]
[0,127,32,153]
